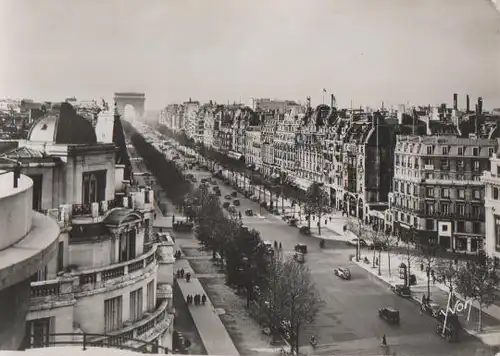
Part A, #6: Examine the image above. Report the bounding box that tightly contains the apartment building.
[201,104,216,148]
[213,107,233,153]
[182,99,200,139]
[391,135,495,253]
[244,126,262,171]
[0,103,174,350]
[252,98,300,113]
[273,108,302,176]
[482,142,500,261]
[160,104,183,131]
[261,113,278,177]
[0,170,61,350]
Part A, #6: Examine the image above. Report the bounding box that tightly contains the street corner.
[351,258,401,290]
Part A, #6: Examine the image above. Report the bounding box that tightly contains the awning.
[294,177,312,191]
[228,151,243,160]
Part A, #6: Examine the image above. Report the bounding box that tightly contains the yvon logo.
[445,291,473,322]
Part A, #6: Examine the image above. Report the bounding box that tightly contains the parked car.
[245,209,254,216]
[378,307,400,324]
[294,251,305,263]
[294,244,307,254]
[392,284,411,298]
[299,226,311,235]
[228,206,237,214]
[223,202,230,209]
[233,199,240,206]
[224,194,232,200]
[201,178,208,184]
[173,221,194,232]
[289,218,298,226]
[250,195,259,202]
[421,302,441,317]
[231,191,238,197]
[334,267,351,280]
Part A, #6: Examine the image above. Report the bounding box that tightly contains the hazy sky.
[1,0,499,110]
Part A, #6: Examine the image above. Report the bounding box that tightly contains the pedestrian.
[279,242,282,250]
[329,216,332,222]
[187,295,191,305]
[381,334,387,346]
[195,294,200,305]
[238,211,242,220]
[431,270,435,285]
[202,294,207,305]
[420,263,424,272]
[274,241,278,249]
[325,219,327,225]
[186,273,191,282]
[422,294,426,305]
[176,270,181,279]
[180,268,185,278]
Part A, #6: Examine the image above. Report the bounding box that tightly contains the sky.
[0,0,499,110]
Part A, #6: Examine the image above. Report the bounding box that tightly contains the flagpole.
[322,90,325,105]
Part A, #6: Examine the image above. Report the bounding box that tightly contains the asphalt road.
[128,135,492,355]
[185,168,490,356]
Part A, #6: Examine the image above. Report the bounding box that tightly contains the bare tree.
[434,257,460,297]
[402,229,418,288]
[415,235,441,299]
[346,217,366,261]
[455,252,499,331]
[365,225,384,272]
[266,257,322,355]
[305,182,330,235]
[379,232,398,277]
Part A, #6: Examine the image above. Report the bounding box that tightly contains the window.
[457,221,465,233]
[427,146,433,155]
[456,204,465,216]
[413,185,418,196]
[395,181,399,192]
[426,219,434,230]
[130,288,143,322]
[425,203,434,214]
[441,188,449,198]
[82,170,107,204]
[26,318,54,348]
[493,187,499,200]
[457,160,464,169]
[104,296,123,333]
[426,187,434,198]
[30,265,48,283]
[458,147,464,156]
[472,205,482,218]
[440,203,449,215]
[442,146,449,155]
[473,147,479,156]
[473,160,481,172]
[147,281,155,312]
[442,225,448,232]
[57,241,64,273]
[473,190,481,200]
[28,174,43,211]
[406,184,410,194]
[144,219,150,243]
[473,222,481,234]
[489,148,494,157]
[119,229,137,262]
[495,217,500,252]
[441,159,449,170]
[457,189,465,199]
[413,217,418,227]
[497,166,500,176]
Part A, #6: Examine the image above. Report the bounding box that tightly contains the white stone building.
[483,141,500,262]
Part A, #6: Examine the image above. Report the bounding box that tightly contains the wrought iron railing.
[25,332,170,354]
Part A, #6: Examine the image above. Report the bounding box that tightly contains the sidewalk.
[353,250,500,346]
[175,258,240,356]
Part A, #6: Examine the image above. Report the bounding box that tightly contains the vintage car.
[299,226,311,235]
[227,206,237,214]
[378,307,400,324]
[233,199,241,206]
[222,202,230,209]
[334,267,351,280]
[294,251,305,263]
[392,284,412,298]
[173,221,194,232]
[231,191,238,197]
[245,209,254,216]
[294,244,307,254]
[288,218,298,226]
[421,302,441,318]
[224,194,232,200]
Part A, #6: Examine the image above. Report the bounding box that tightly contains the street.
[186,166,490,355]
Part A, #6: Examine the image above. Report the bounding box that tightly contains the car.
[210,179,217,185]
[224,195,232,200]
[245,209,254,216]
[222,202,230,209]
[173,221,194,232]
[233,199,240,206]
[250,195,259,202]
[347,238,367,247]
[227,206,237,214]
[231,191,238,197]
[299,226,311,235]
[294,251,305,263]
[392,284,412,298]
[294,244,307,254]
[378,307,400,324]
[201,178,208,184]
[421,302,441,317]
[334,267,351,280]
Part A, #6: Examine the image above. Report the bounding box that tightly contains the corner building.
[0,103,174,351]
[391,135,495,253]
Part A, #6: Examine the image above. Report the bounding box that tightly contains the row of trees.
[125,126,191,206]
[188,184,321,354]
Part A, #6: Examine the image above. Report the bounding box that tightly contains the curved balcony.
[30,244,160,306]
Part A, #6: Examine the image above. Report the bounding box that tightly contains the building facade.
[482,142,500,261]
[391,135,495,252]
[0,103,174,351]
[244,126,262,170]
[182,100,200,139]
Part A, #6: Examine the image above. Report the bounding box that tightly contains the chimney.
[330,94,335,108]
[453,93,458,110]
[466,95,470,113]
[478,97,483,115]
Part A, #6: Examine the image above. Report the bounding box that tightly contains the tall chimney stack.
[478,97,483,115]
[466,95,470,113]
[453,93,458,110]
[330,94,335,108]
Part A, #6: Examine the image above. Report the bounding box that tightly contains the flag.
[323,88,327,93]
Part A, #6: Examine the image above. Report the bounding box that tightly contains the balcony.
[30,243,162,306]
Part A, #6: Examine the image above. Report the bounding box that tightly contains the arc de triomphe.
[114,92,146,119]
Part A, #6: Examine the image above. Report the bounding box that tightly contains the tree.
[365,225,384,274]
[455,252,499,331]
[346,216,366,261]
[401,227,419,288]
[267,257,322,355]
[434,257,461,297]
[379,232,398,277]
[415,235,441,299]
[304,182,330,235]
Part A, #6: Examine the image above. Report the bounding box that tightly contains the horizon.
[0,0,499,110]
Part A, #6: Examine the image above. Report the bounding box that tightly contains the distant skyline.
[0,0,499,110]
